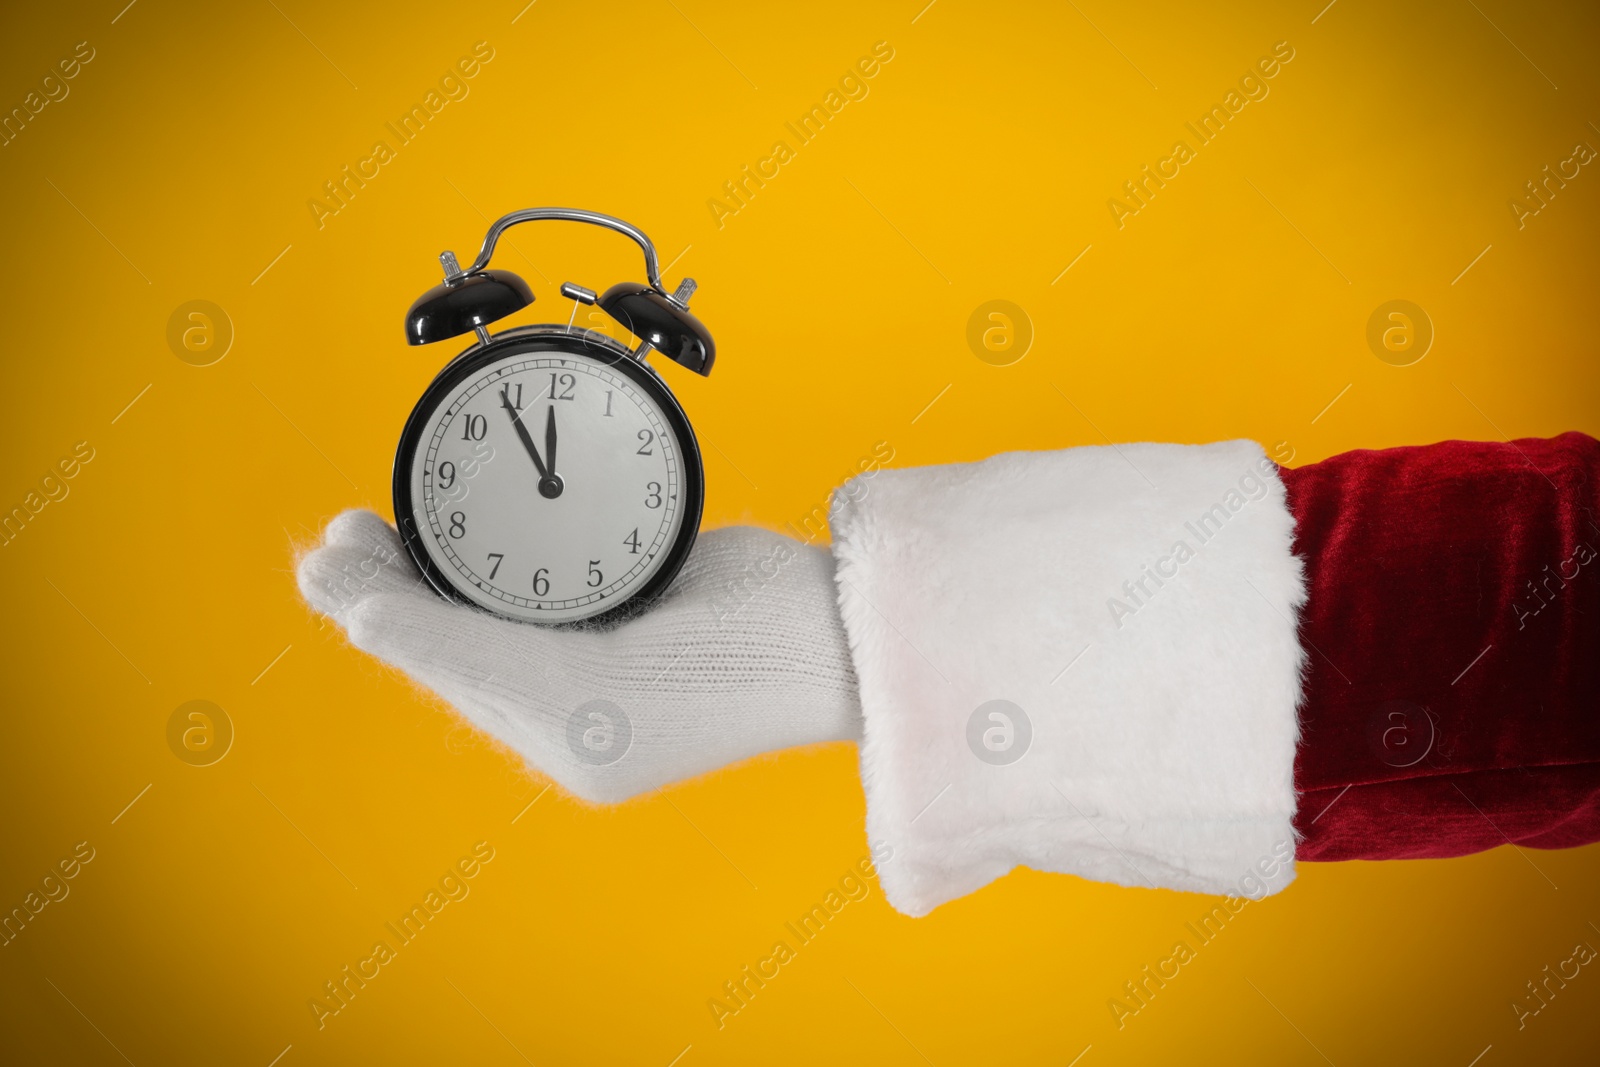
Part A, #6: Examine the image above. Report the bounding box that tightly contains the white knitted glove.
[296,511,860,802]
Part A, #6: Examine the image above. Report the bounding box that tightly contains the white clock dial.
[407,351,687,623]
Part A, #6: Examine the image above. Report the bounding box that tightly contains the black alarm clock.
[393,207,714,625]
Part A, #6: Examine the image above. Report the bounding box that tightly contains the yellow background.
[3,0,1597,1063]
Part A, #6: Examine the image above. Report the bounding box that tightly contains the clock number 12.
[547,372,576,400]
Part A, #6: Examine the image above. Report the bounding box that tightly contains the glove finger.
[341,592,665,803]
[342,589,604,703]
[324,510,405,554]
[298,516,425,617]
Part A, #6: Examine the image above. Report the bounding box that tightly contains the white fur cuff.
[829,441,1306,917]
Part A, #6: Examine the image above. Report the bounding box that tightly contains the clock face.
[400,338,698,623]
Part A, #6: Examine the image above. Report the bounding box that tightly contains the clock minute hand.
[500,388,548,478]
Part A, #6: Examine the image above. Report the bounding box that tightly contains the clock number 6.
[533,568,550,596]
[645,482,662,508]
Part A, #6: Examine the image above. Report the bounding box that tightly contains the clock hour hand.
[501,387,564,499]
[545,404,557,478]
[500,387,548,478]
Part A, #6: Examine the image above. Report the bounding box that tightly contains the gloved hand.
[296,511,861,802]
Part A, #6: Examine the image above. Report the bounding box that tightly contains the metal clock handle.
[439,207,691,310]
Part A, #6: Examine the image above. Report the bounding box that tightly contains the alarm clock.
[393,207,714,626]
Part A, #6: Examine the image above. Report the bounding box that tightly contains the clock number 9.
[437,461,456,489]
[533,568,550,596]
[645,482,662,508]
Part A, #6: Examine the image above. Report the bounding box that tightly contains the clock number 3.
[645,482,662,508]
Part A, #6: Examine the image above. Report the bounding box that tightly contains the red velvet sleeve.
[1282,432,1600,861]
